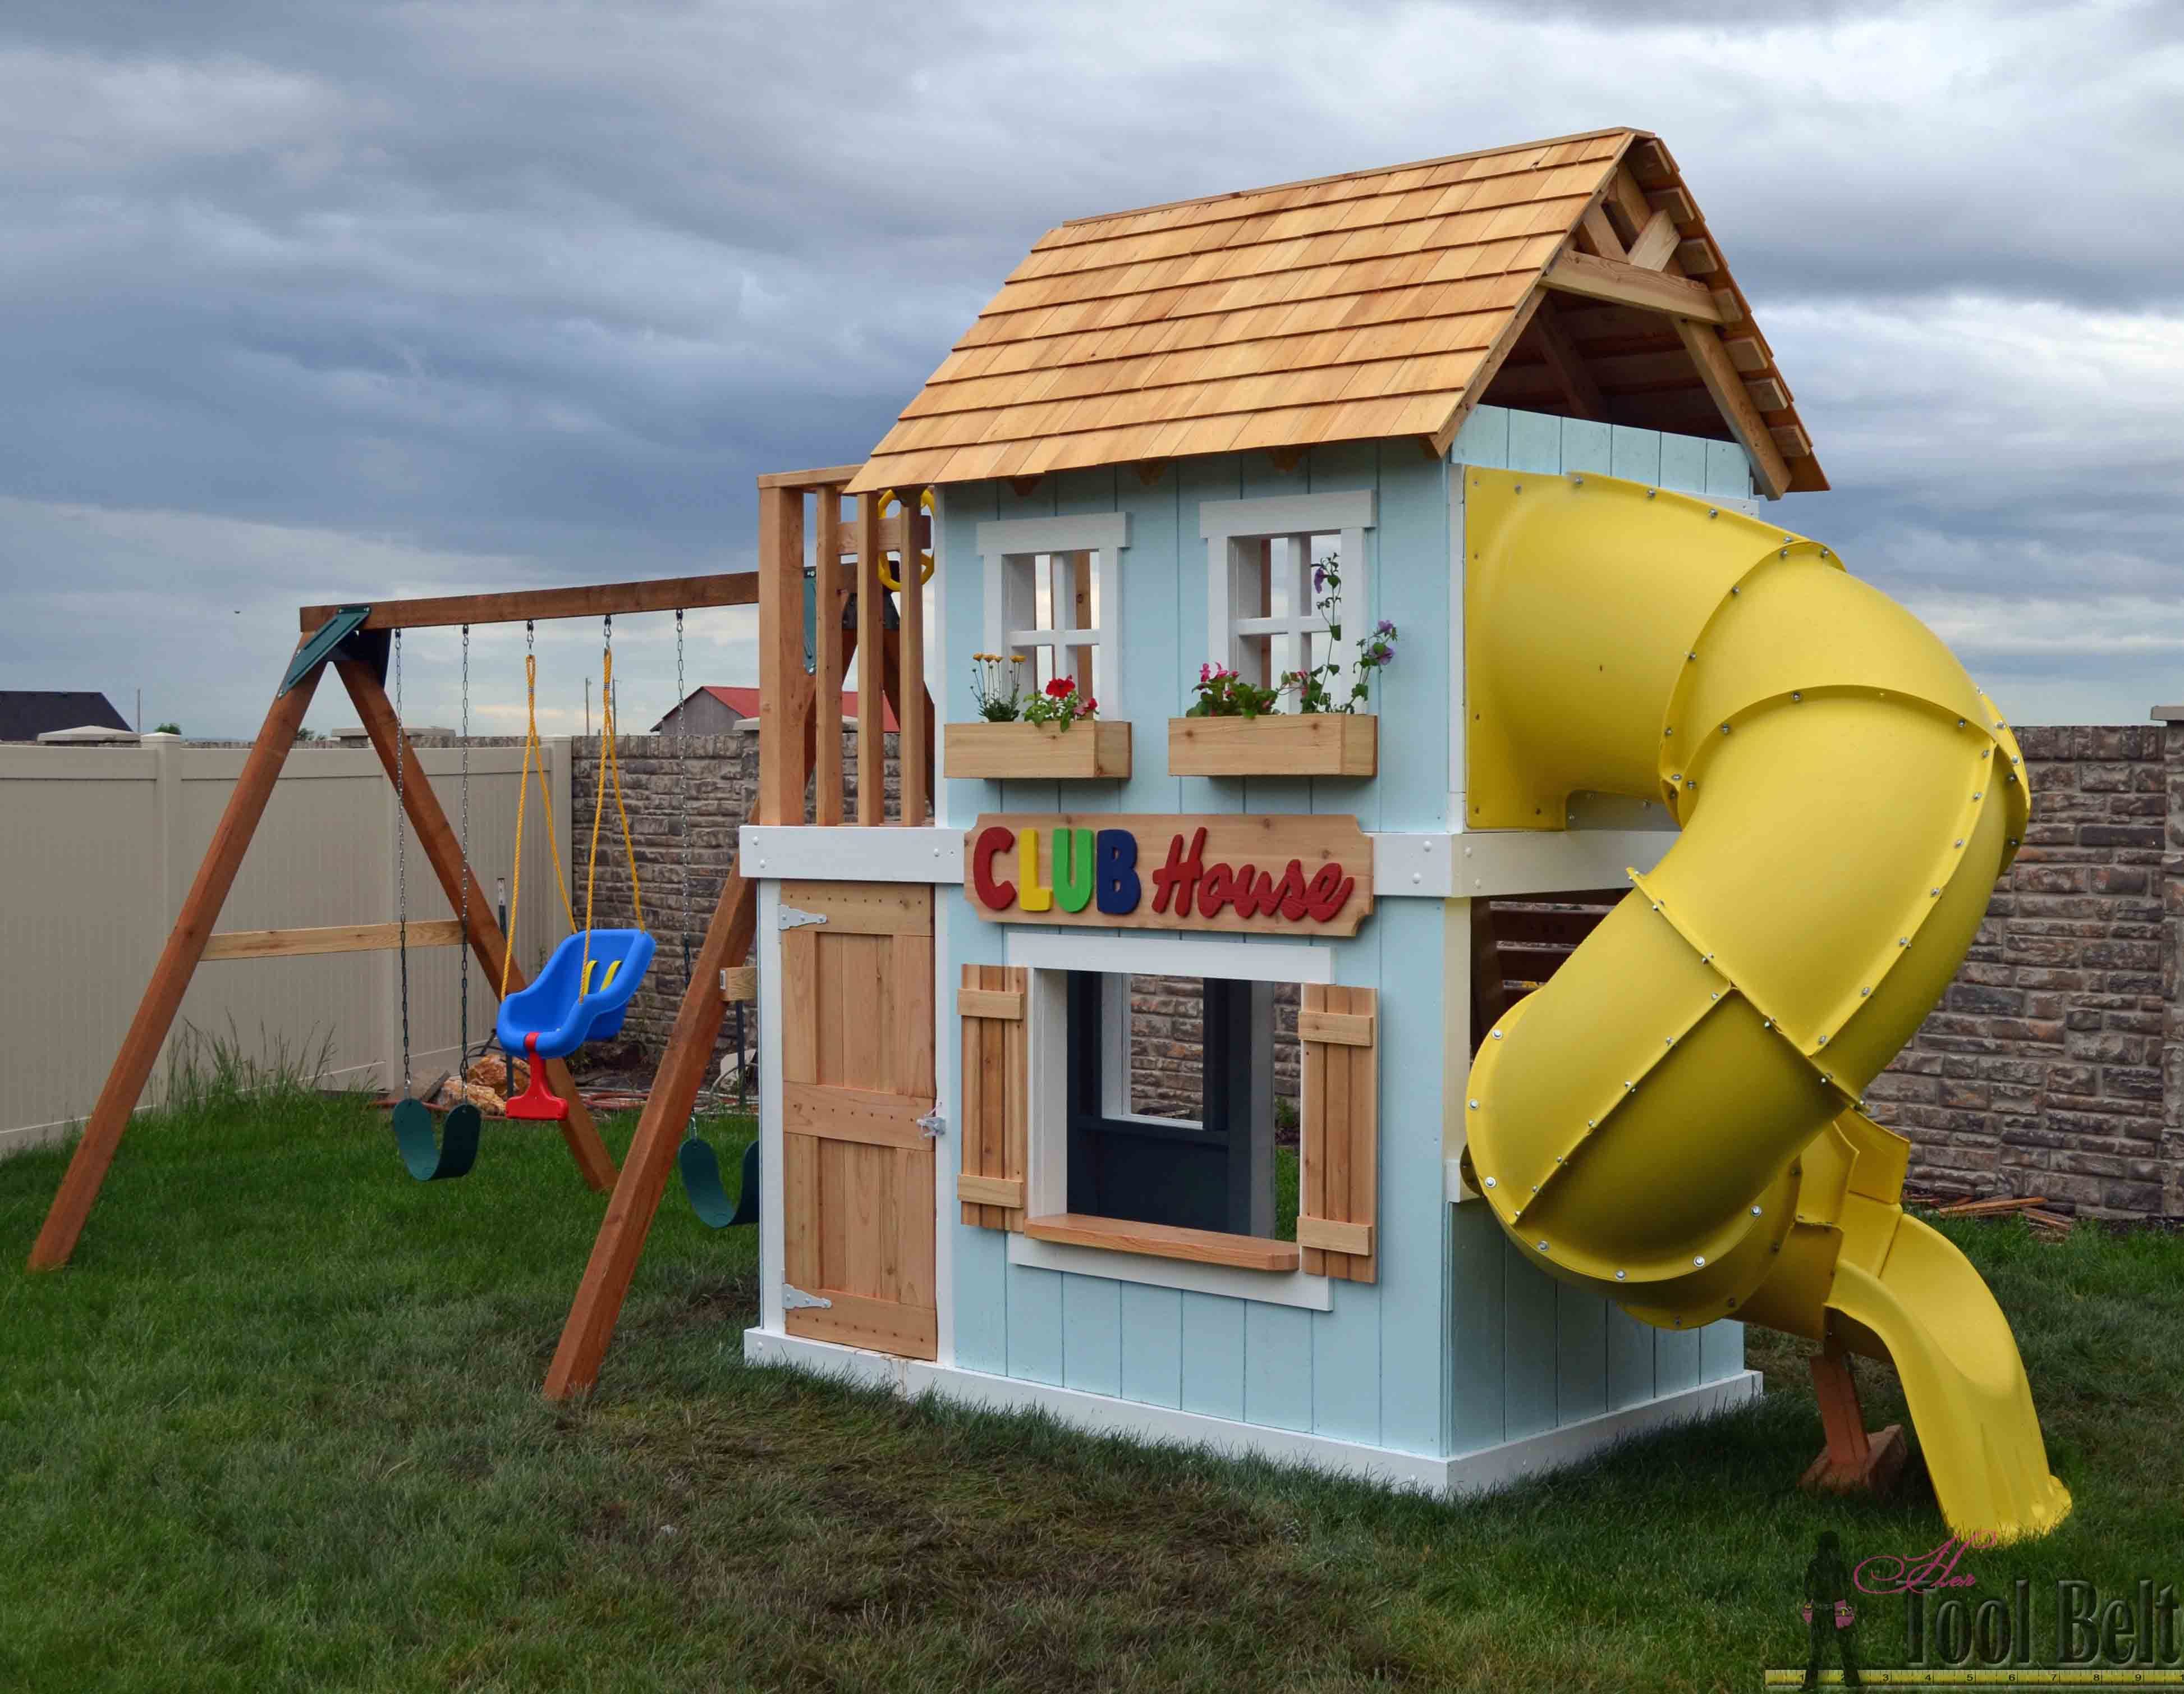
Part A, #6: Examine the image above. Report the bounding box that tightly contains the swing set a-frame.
[26,469,934,1400]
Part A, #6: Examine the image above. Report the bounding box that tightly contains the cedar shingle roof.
[846,127,1823,496]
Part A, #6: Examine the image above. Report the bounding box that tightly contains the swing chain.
[676,607,696,1139]
[394,628,411,1095]
[458,622,470,1071]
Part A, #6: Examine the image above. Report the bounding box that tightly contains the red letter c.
[972,826,1017,909]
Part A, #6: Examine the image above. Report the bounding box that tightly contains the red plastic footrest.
[504,1034,569,1122]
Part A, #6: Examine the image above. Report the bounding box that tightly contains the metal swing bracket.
[282,606,388,697]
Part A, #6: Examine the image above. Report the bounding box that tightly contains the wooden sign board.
[966,813,1373,937]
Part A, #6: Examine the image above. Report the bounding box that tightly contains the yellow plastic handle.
[878,488,936,590]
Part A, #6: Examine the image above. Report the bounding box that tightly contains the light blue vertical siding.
[1061,1272,1123,1398]
[1655,1326,1703,1397]
[1118,1284,1183,1408]
[1701,1319,1747,1384]
[1007,1263,1064,1386]
[1559,417,1612,476]
[1705,438,1752,500]
[1607,1307,1658,1411]
[1180,1292,1247,1421]
[1658,429,1710,497]
[1448,1205,1506,1453]
[1556,1281,1609,1423]
[1173,454,1242,818]
[1113,462,1184,817]
[1609,423,1663,487]
[922,408,1757,1463]
[1244,1302,1314,1433]
[1501,1236,1561,1440]
[1364,442,1446,834]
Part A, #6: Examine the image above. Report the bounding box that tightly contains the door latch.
[778,906,829,931]
[782,1284,833,1311]
[916,1106,947,1140]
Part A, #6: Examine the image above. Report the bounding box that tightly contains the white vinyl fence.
[0,738,574,1156]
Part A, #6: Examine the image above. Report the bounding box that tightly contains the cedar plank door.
[778,881,938,1359]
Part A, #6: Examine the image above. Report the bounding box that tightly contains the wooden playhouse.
[727,126,1826,1492]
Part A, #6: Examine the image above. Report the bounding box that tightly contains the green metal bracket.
[282,606,374,698]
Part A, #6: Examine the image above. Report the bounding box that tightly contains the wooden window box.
[1166,714,1377,779]
[1022,1212,1300,1272]
[943,721,1131,780]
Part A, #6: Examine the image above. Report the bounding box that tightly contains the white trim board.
[976,513,1130,556]
[744,1327,1764,1499]
[1002,929,1335,983]
[738,826,1676,901]
[739,825,963,882]
[1006,1230,1334,1311]
[1198,490,1375,539]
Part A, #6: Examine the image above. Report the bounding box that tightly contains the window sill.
[1022,1212,1301,1272]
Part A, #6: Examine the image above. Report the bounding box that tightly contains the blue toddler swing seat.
[492,634,656,1123]
[498,930,655,1120]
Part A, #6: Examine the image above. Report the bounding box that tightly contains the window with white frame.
[1200,491,1375,710]
[978,512,1127,716]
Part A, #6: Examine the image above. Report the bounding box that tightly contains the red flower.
[1044,676,1076,698]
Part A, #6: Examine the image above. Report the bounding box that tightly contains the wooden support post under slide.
[544,872,759,1398]
[27,665,323,1270]
[1801,1340,1908,1499]
[336,661,618,1193]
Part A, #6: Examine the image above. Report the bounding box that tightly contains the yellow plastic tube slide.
[1460,467,2070,1541]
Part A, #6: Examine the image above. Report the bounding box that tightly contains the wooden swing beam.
[24,638,622,1271]
[36,471,935,1405]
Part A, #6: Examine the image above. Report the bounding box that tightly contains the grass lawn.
[3,1076,2181,1692]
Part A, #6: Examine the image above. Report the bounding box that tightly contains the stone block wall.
[559,716,2181,1220]
[1864,724,2177,1218]
[569,725,896,1063]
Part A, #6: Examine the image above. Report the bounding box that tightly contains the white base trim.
[742,1326,1763,1499]
[1006,1230,1334,1312]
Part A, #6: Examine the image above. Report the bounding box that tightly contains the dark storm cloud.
[1,0,2180,734]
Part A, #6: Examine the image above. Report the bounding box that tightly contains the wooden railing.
[755,466,934,827]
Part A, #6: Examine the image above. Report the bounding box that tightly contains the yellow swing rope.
[499,650,579,1004]
[580,642,644,998]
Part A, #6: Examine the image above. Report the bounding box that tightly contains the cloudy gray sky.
[4,0,2181,738]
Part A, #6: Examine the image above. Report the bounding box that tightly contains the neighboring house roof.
[0,690,130,740]
[848,127,1821,498]
[659,686,898,732]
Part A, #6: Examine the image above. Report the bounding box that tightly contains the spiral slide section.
[1460,467,2070,1541]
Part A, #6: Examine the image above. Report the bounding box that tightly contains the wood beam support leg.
[29,665,322,1270]
[1801,1339,1908,1499]
[544,873,758,1399]
[336,661,617,1192]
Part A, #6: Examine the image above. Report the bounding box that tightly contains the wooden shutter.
[957,964,1028,1229]
[1298,984,1378,1283]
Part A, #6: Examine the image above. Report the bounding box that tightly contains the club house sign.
[966,813,1374,937]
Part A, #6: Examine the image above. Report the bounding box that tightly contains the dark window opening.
[1064,972,1297,1242]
